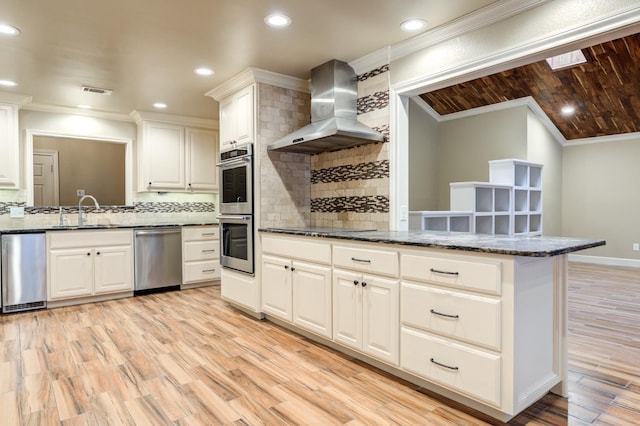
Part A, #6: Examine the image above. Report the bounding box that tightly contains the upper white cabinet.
[0,102,21,189]
[219,85,255,150]
[134,112,218,192]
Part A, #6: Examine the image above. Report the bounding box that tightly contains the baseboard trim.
[569,254,640,269]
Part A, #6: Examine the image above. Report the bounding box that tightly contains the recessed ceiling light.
[194,67,214,76]
[264,13,291,28]
[153,102,168,109]
[401,18,427,32]
[0,79,17,87]
[77,104,92,109]
[561,105,576,115]
[0,24,20,36]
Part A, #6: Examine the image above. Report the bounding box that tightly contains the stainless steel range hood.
[268,59,384,154]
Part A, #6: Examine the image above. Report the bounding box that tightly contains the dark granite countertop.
[259,227,605,257]
[0,222,218,234]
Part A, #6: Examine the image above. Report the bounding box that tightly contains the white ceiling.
[0,0,497,119]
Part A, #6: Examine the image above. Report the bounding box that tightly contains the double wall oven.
[217,144,254,275]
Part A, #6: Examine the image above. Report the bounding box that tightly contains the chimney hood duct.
[268,59,384,154]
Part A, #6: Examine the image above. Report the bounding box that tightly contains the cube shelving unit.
[410,159,543,236]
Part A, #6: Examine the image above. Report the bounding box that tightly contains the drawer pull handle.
[202,269,216,273]
[202,249,216,253]
[351,257,371,263]
[430,358,459,371]
[430,268,459,276]
[201,233,216,237]
[430,309,459,319]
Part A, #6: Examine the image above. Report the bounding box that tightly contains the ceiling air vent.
[81,85,113,95]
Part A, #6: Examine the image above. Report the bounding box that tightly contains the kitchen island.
[258,227,604,421]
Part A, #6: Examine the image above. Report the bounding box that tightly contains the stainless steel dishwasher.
[1,233,47,313]
[134,227,182,294]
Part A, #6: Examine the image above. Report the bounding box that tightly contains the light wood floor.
[1,262,639,425]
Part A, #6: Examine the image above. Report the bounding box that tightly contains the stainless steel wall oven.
[218,143,253,215]
[218,143,254,275]
[219,214,254,275]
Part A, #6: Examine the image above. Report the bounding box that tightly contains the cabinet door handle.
[284,265,289,270]
[86,252,91,256]
[430,358,459,371]
[353,280,359,286]
[96,252,101,255]
[430,309,459,319]
[361,281,367,287]
[202,269,216,273]
[430,268,459,276]
[351,257,371,263]
[291,267,296,272]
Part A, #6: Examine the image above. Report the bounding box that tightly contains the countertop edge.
[258,228,606,257]
[0,222,218,233]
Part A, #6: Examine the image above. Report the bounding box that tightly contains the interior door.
[33,150,59,206]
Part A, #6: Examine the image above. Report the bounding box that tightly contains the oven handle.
[217,215,252,222]
[216,156,252,167]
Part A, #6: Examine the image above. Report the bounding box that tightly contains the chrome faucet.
[78,195,100,226]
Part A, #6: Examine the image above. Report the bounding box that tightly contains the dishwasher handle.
[135,228,181,236]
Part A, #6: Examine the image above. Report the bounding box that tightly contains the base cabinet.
[47,230,133,301]
[333,269,399,365]
[262,254,332,338]
[182,225,220,287]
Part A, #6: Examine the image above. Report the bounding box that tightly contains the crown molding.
[390,0,547,63]
[0,92,33,107]
[206,67,309,101]
[392,4,640,97]
[23,102,134,122]
[350,47,390,75]
[565,131,640,146]
[130,110,217,129]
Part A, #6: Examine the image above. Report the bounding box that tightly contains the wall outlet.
[77,189,85,196]
[400,205,408,221]
[633,243,639,252]
[9,207,24,218]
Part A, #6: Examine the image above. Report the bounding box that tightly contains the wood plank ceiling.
[419,33,640,141]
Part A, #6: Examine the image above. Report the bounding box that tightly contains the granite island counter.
[253,227,605,421]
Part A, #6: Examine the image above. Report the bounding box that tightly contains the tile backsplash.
[310,64,391,230]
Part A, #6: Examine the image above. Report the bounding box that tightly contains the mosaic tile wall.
[310,64,391,230]
[0,201,216,228]
[258,84,312,229]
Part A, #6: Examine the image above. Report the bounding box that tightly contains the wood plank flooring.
[1,262,639,425]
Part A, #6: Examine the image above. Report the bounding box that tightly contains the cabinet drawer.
[401,282,501,351]
[48,229,132,249]
[262,235,331,264]
[401,328,501,406]
[402,253,501,295]
[333,245,398,277]
[184,260,220,283]
[182,226,219,240]
[184,240,219,261]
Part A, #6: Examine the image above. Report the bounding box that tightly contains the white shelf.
[409,211,472,233]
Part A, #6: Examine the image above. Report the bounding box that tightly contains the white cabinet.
[186,128,218,191]
[137,121,218,192]
[219,85,255,149]
[332,243,399,365]
[261,234,332,338]
[400,248,560,417]
[182,225,220,287]
[47,230,133,301]
[0,103,20,189]
[333,268,399,365]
